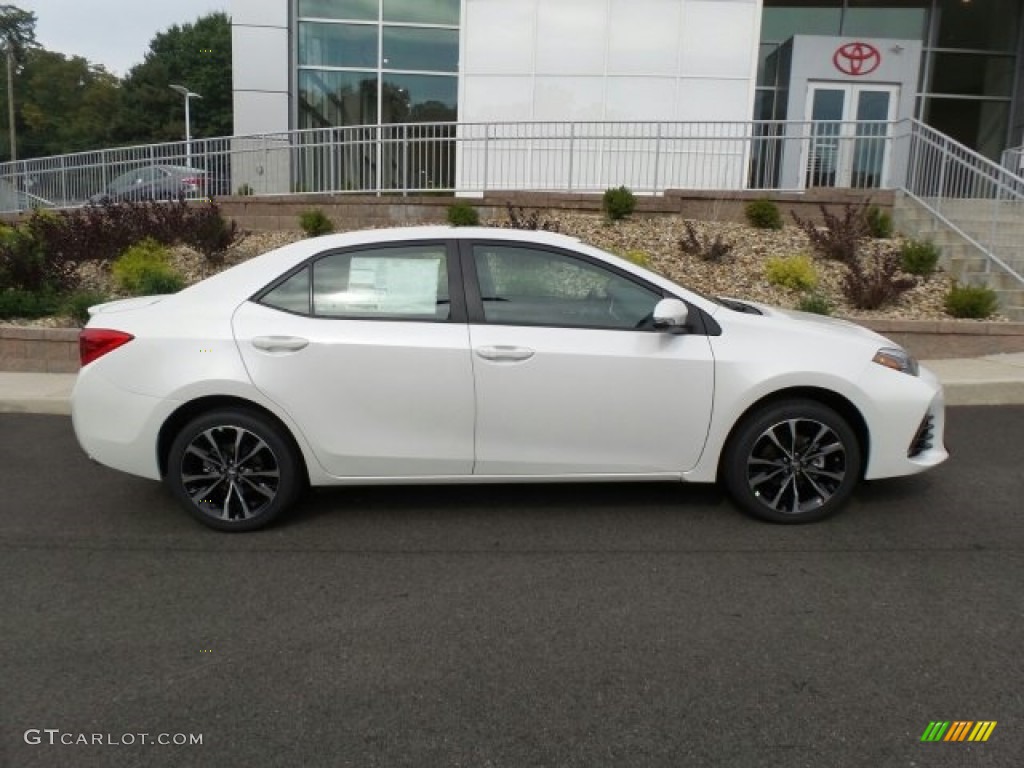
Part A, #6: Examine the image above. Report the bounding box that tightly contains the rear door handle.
[252,336,309,353]
[475,345,535,362]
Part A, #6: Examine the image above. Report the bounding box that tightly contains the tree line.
[0,4,231,162]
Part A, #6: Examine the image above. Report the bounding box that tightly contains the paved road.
[1,408,1022,768]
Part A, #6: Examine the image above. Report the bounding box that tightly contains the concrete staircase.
[893,193,1024,321]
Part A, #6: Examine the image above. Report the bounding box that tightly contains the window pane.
[924,98,1010,161]
[842,6,927,40]
[928,53,1014,99]
[760,4,841,42]
[935,0,1020,51]
[383,27,459,72]
[472,245,661,330]
[381,74,457,123]
[299,0,377,21]
[299,22,378,69]
[261,268,311,314]
[299,70,378,128]
[383,0,459,25]
[313,245,449,319]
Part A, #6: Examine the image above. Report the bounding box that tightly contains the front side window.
[313,244,450,320]
[472,244,662,330]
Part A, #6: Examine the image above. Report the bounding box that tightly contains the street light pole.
[169,84,202,168]
[6,47,16,163]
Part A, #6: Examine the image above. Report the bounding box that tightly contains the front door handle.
[252,336,309,353]
[475,345,535,362]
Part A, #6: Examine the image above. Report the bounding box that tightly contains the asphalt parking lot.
[1,407,1022,767]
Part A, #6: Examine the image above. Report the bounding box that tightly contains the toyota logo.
[833,42,881,76]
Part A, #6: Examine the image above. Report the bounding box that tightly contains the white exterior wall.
[231,0,292,194]
[458,0,762,192]
[231,0,763,193]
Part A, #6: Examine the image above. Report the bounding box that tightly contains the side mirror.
[652,298,689,333]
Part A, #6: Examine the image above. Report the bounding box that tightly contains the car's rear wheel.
[722,399,862,524]
[166,409,302,532]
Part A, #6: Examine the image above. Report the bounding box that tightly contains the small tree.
[0,4,38,162]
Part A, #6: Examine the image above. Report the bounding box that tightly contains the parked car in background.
[0,178,55,213]
[89,165,213,204]
[71,227,948,532]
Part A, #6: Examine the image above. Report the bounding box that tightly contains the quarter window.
[260,267,311,314]
[313,245,450,320]
[472,244,662,330]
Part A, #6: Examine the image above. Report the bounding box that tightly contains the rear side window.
[312,245,449,320]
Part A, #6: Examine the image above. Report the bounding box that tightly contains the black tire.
[165,409,303,532]
[721,399,862,524]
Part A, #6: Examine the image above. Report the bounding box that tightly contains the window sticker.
[320,256,441,315]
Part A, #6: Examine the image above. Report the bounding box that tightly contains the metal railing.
[1001,143,1024,175]
[1,117,1021,292]
[0,119,902,212]
[904,119,1024,287]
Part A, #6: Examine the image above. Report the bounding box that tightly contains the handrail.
[904,119,1024,288]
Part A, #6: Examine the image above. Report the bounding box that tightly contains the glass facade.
[297,0,460,130]
[758,0,1023,160]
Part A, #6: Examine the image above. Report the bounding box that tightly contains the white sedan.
[72,227,947,531]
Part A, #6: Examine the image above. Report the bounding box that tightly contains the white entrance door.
[804,83,898,188]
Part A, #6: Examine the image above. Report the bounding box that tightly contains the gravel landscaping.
[9,209,996,327]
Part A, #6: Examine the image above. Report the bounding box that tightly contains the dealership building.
[230,0,1024,192]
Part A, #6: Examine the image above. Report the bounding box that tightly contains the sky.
[19,0,230,76]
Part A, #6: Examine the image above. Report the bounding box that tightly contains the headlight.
[872,347,919,376]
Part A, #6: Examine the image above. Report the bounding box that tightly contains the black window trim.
[457,238,716,336]
[251,238,468,324]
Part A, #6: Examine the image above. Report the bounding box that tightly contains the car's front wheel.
[722,399,862,524]
[166,409,303,532]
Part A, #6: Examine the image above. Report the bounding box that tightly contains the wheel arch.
[157,395,310,483]
[717,386,870,480]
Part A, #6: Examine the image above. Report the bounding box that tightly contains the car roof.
[300,225,583,249]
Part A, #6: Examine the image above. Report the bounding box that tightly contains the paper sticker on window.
[346,256,441,314]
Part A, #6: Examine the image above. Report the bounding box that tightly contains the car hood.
[717,298,896,348]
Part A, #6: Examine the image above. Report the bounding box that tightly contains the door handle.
[252,336,309,353]
[475,345,535,362]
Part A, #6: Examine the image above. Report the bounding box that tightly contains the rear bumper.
[71,365,178,481]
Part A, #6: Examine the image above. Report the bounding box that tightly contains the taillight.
[182,176,204,188]
[79,329,134,366]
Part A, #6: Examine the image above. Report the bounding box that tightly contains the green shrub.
[300,209,334,237]
[446,202,480,226]
[602,186,637,221]
[62,290,110,326]
[745,199,782,230]
[865,205,893,239]
[236,183,254,196]
[797,293,832,316]
[112,239,184,296]
[900,239,940,276]
[0,288,60,319]
[944,283,998,319]
[765,254,818,292]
